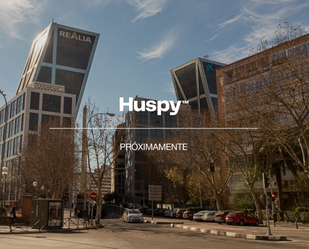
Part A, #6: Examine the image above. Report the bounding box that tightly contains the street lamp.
[33,182,37,197]
[41,186,45,198]
[0,89,8,214]
[1,167,8,214]
[82,110,115,212]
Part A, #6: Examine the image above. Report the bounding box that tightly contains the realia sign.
[119,97,185,115]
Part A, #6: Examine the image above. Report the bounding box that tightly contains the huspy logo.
[119,97,185,115]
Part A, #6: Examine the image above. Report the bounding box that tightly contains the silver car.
[204,211,216,222]
[123,209,144,223]
[193,211,207,221]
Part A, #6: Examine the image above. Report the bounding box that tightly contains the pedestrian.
[74,206,78,218]
[9,203,16,232]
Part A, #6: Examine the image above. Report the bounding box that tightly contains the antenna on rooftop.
[52,18,54,23]
[203,55,210,59]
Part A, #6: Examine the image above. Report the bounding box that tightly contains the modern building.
[15,22,99,114]
[123,96,190,204]
[0,22,99,205]
[0,81,76,204]
[90,168,112,201]
[170,58,225,115]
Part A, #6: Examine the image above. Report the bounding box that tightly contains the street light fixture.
[1,167,8,214]
[33,182,38,197]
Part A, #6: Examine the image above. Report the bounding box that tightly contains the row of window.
[0,135,23,160]
[29,113,71,131]
[30,92,72,114]
[0,93,25,125]
[135,112,177,127]
[135,129,173,143]
[0,114,24,141]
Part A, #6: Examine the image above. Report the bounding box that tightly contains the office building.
[170,58,225,115]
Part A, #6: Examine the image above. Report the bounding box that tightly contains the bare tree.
[81,101,128,225]
[22,118,78,199]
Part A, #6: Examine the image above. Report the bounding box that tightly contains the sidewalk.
[143,217,296,241]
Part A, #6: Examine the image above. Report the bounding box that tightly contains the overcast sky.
[0,0,309,121]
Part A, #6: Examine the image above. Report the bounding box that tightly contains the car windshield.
[197,211,206,214]
[207,212,215,215]
[217,211,224,215]
[228,213,238,216]
[129,210,141,214]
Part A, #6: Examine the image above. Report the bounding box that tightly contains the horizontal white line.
[50,127,258,130]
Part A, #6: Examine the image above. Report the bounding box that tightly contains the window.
[0,127,2,142]
[8,120,14,138]
[10,101,16,118]
[165,113,176,127]
[150,129,163,142]
[165,130,173,137]
[19,135,23,152]
[13,137,19,155]
[21,114,24,132]
[42,94,61,113]
[16,96,22,114]
[135,128,148,142]
[63,97,72,114]
[3,142,7,159]
[22,93,26,110]
[150,112,162,126]
[15,116,21,134]
[0,109,4,125]
[30,92,40,110]
[228,195,234,204]
[7,139,13,158]
[135,111,148,125]
[29,113,38,131]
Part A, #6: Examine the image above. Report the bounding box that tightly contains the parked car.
[175,208,186,219]
[164,210,173,218]
[183,208,204,220]
[225,211,259,226]
[146,208,153,215]
[215,210,233,224]
[123,209,144,223]
[159,208,167,216]
[153,208,161,216]
[204,211,216,222]
[193,211,207,221]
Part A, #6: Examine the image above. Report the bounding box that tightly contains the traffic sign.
[90,192,97,201]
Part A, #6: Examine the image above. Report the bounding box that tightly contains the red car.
[225,211,259,226]
[215,210,233,224]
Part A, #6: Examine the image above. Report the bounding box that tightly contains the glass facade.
[171,58,225,114]
[15,23,99,114]
[42,94,61,113]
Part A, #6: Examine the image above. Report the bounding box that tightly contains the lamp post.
[0,90,8,214]
[1,167,8,214]
[33,182,37,197]
[82,109,115,212]
[41,186,45,198]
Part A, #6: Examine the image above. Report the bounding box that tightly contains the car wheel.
[239,220,244,226]
[227,223,231,225]
[219,222,222,225]
[255,220,259,226]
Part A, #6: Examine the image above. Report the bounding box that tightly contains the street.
[0,219,308,249]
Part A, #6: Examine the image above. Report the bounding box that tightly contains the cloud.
[137,30,177,62]
[165,82,175,94]
[204,34,218,42]
[0,0,40,39]
[127,0,169,22]
[211,1,309,63]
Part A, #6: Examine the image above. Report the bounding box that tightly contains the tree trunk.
[214,192,223,211]
[249,185,263,225]
[275,164,284,211]
[96,181,102,224]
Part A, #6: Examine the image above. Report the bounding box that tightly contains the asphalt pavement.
[1,219,309,249]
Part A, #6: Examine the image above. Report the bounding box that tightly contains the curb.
[0,227,99,235]
[170,224,287,241]
[145,220,183,225]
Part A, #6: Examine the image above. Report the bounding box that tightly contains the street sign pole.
[152,200,153,220]
[263,173,272,235]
